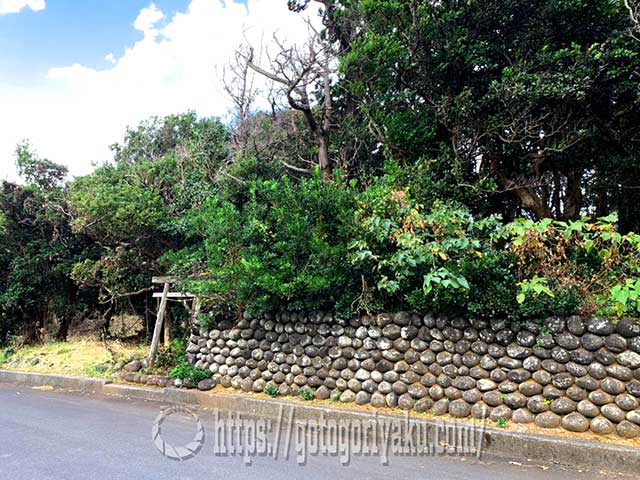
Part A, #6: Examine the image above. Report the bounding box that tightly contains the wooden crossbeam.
[151,276,179,284]
[151,292,196,299]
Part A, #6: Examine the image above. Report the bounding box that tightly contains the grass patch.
[1,338,148,379]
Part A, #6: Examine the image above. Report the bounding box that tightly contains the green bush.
[169,361,211,383]
[154,339,187,371]
[349,178,505,314]
[168,171,360,317]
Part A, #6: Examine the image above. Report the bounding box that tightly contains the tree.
[241,21,337,174]
[0,144,95,343]
[68,113,230,334]
[15,141,68,191]
[626,0,640,41]
[339,0,640,223]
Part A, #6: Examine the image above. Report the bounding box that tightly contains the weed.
[495,418,509,428]
[264,383,279,398]
[299,388,315,401]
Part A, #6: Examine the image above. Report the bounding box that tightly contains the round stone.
[385,392,398,408]
[504,392,528,409]
[615,393,639,411]
[448,399,471,418]
[370,392,386,408]
[618,351,640,369]
[490,405,513,422]
[566,316,586,336]
[550,397,577,415]
[315,385,331,400]
[414,397,434,412]
[532,370,552,385]
[601,403,626,423]
[581,334,605,351]
[444,386,463,400]
[507,369,531,383]
[628,380,640,397]
[576,376,599,391]
[355,391,371,405]
[535,411,561,428]
[552,372,574,390]
[506,343,531,359]
[544,317,566,334]
[542,359,565,374]
[586,317,615,336]
[408,383,428,399]
[577,399,600,418]
[543,385,564,400]
[340,390,356,403]
[562,412,590,432]
[483,390,503,407]
[606,365,633,382]
[397,393,415,410]
[566,385,587,402]
[499,381,518,393]
[432,398,450,416]
[595,348,615,365]
[601,377,626,395]
[615,318,640,338]
[555,332,580,350]
[516,331,537,347]
[590,416,615,435]
[590,390,615,406]
[604,334,627,353]
[617,420,640,438]
[512,408,534,424]
[477,379,497,392]
[588,362,607,380]
[527,395,550,414]
[452,376,475,390]
[471,402,491,419]
[570,348,594,365]
[626,410,640,425]
[462,388,482,404]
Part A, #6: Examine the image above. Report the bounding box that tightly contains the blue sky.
[0,0,306,182]
[0,1,196,85]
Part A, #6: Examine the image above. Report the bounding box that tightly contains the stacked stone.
[185,312,640,439]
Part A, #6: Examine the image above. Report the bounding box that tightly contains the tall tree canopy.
[331,0,640,225]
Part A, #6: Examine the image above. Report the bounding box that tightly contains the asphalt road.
[0,383,615,480]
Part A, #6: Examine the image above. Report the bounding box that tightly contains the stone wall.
[186,311,640,438]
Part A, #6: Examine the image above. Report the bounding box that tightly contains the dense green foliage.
[2,1,640,344]
[338,0,640,226]
[165,173,359,318]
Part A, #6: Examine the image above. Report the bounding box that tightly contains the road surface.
[0,383,614,479]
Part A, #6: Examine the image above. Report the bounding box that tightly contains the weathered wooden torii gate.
[147,276,199,369]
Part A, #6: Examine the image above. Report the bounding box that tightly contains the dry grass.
[0,337,147,379]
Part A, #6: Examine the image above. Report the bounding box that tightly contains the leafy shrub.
[169,361,211,383]
[154,339,187,371]
[168,172,359,317]
[299,388,315,401]
[502,215,640,318]
[349,179,504,314]
[264,383,279,398]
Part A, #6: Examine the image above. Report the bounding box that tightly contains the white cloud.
[0,0,315,182]
[133,3,164,37]
[0,0,45,15]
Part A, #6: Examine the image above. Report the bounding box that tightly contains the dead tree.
[240,22,335,174]
[625,0,640,41]
[220,45,260,151]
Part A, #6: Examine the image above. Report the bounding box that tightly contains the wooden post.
[148,282,169,369]
[163,307,172,346]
